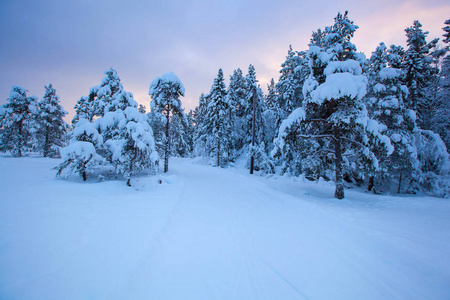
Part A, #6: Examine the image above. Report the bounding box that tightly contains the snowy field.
[0,154,449,300]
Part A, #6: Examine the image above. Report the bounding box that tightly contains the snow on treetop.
[324,60,362,76]
[149,72,185,96]
[310,73,367,105]
[378,68,402,80]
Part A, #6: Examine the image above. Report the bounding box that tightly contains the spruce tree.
[227,68,247,151]
[202,69,233,167]
[402,20,439,126]
[37,84,70,157]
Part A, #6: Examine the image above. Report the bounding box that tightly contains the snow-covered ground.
[0,154,449,300]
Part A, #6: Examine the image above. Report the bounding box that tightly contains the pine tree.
[192,93,211,157]
[202,69,233,167]
[227,68,247,151]
[149,72,185,172]
[366,42,419,193]
[263,78,281,152]
[37,84,70,157]
[434,19,450,149]
[244,65,272,172]
[0,86,39,156]
[101,108,158,186]
[273,11,391,199]
[56,118,104,181]
[402,20,439,126]
[244,65,265,146]
[276,46,309,116]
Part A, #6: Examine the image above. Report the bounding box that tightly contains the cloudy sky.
[0,0,449,121]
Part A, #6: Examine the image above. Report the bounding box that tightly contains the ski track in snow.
[0,155,450,300]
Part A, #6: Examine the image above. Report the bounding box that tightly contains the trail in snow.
[0,155,449,300]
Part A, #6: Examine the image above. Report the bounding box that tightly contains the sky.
[0,0,449,122]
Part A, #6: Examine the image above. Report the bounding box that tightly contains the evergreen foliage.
[149,72,186,172]
[0,86,39,157]
[37,84,70,157]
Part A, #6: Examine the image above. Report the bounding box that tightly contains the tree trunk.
[334,128,344,199]
[217,139,220,167]
[17,120,23,157]
[368,175,374,191]
[164,110,170,173]
[398,172,402,194]
[82,170,87,181]
[44,128,50,157]
[250,85,256,174]
[127,177,131,187]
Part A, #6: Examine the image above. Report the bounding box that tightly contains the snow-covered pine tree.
[37,84,70,157]
[71,68,126,127]
[310,28,326,47]
[73,96,93,125]
[202,69,234,167]
[100,108,158,186]
[96,68,124,115]
[244,65,273,173]
[366,42,419,193]
[72,68,125,125]
[169,112,191,158]
[192,93,211,157]
[56,118,104,181]
[149,72,185,172]
[244,65,265,145]
[263,78,281,153]
[434,19,450,149]
[273,11,392,199]
[402,20,439,127]
[226,68,248,151]
[275,46,309,118]
[0,86,39,157]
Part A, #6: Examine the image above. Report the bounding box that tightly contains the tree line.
[1,12,449,198]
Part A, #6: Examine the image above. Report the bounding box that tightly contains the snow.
[149,72,185,96]
[1,155,450,299]
[324,59,362,76]
[272,107,306,155]
[378,67,402,80]
[310,73,367,105]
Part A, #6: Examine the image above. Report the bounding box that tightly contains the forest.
[1,12,449,199]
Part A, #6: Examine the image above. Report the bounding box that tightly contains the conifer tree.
[202,69,233,167]
[149,72,185,172]
[273,11,391,199]
[0,86,39,156]
[192,93,211,157]
[227,68,248,151]
[434,19,450,149]
[402,20,439,126]
[366,42,419,193]
[37,84,70,157]
[56,118,104,181]
[101,108,158,186]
